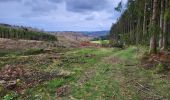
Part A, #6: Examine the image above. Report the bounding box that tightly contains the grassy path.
[3,47,169,100]
[64,47,170,100]
[66,47,139,100]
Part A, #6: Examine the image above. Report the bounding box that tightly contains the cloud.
[24,0,58,13]
[49,0,63,3]
[65,0,109,13]
[0,0,128,31]
[23,0,110,14]
[20,0,59,17]
[85,15,95,21]
[0,0,21,2]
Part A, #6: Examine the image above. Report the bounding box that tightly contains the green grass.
[1,47,170,100]
[0,49,45,58]
[18,48,116,100]
[69,47,140,100]
[66,47,170,100]
[91,40,109,44]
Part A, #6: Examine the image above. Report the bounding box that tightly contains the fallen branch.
[134,82,164,100]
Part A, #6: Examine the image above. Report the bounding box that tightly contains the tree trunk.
[149,0,158,54]
[143,0,147,36]
[161,0,168,50]
[136,18,141,45]
[159,0,164,49]
[150,0,153,24]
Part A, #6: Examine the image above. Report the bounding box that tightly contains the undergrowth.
[1,47,170,100]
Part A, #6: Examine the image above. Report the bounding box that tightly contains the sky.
[0,0,127,31]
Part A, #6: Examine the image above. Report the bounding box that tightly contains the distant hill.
[79,31,109,38]
[49,31,109,39]
[50,31,91,41]
[49,32,91,47]
[48,31,108,47]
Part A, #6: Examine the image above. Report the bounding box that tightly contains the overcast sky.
[0,0,127,31]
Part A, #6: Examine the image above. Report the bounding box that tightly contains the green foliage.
[115,1,123,12]
[3,92,18,100]
[47,79,65,93]
[164,1,170,22]
[0,85,5,97]
[154,63,168,73]
[109,0,165,47]
[148,24,160,36]
[3,95,13,100]
[23,49,45,55]
[0,51,9,57]
[0,25,57,41]
[92,35,109,41]
[0,49,44,57]
[0,50,22,57]
[91,40,110,47]
[100,40,110,47]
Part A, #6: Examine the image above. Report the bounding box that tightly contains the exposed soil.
[141,51,170,69]
[0,38,56,50]
[0,65,62,93]
[56,85,71,98]
[80,41,101,48]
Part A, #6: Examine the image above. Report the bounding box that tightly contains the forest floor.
[0,46,170,100]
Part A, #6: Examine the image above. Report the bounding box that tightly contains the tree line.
[0,24,57,41]
[110,0,170,54]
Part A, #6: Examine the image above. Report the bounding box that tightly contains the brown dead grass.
[141,51,170,69]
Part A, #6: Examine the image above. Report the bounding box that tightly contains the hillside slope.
[0,23,57,41]
[80,31,109,38]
